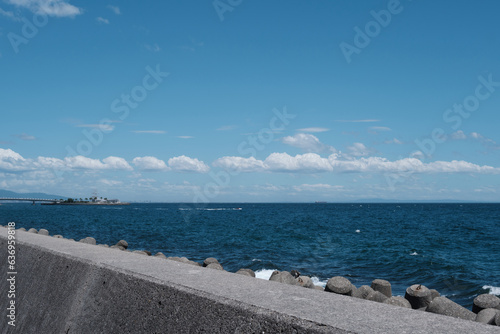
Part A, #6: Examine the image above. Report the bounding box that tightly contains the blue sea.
[1,202,499,308]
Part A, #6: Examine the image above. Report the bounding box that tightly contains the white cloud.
[296,127,329,133]
[132,156,169,171]
[292,184,344,192]
[77,123,114,132]
[451,130,467,140]
[14,133,36,141]
[213,156,266,172]
[384,138,403,145]
[145,43,160,52]
[96,17,109,24]
[107,5,120,15]
[6,0,82,17]
[0,7,16,19]
[168,156,210,173]
[216,125,237,131]
[99,179,123,186]
[132,130,166,134]
[264,153,333,173]
[370,126,391,133]
[346,143,371,157]
[0,148,31,171]
[281,133,336,153]
[177,136,194,139]
[335,119,380,123]
[64,156,131,171]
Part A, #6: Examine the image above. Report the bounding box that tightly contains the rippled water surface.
[2,202,499,307]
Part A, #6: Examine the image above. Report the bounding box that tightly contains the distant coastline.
[41,202,130,206]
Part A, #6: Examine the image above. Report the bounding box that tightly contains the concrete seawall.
[1,228,499,333]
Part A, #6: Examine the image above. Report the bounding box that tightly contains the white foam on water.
[410,252,418,256]
[311,276,327,288]
[355,229,360,233]
[483,285,500,295]
[255,269,278,280]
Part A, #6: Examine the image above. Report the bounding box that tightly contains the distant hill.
[0,189,67,200]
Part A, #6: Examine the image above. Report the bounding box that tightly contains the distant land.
[0,189,67,200]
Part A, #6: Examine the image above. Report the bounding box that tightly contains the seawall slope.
[1,228,499,333]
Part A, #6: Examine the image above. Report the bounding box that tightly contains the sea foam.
[483,285,500,295]
[255,269,327,287]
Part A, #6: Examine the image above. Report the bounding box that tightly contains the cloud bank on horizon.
[1,1,500,201]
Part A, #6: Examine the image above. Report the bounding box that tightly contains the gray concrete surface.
[1,228,500,333]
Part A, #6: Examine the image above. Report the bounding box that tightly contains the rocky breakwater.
[7,225,500,329]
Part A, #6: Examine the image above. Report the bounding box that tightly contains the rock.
[430,289,441,300]
[236,269,255,277]
[290,270,301,278]
[314,285,325,291]
[38,229,49,236]
[475,308,499,325]
[383,296,412,308]
[115,240,128,249]
[203,257,220,267]
[352,285,374,299]
[426,296,476,321]
[28,228,38,233]
[269,271,299,286]
[472,294,500,314]
[18,228,26,231]
[53,235,63,238]
[154,252,167,259]
[496,311,500,326]
[133,250,148,255]
[371,279,392,298]
[405,284,432,310]
[296,276,315,289]
[143,250,152,256]
[366,291,389,303]
[97,244,109,248]
[79,237,97,245]
[325,276,353,295]
[110,245,125,251]
[206,263,224,270]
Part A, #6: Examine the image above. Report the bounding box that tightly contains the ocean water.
[1,202,499,308]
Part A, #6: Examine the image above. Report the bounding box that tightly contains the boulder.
[154,252,167,259]
[366,291,389,303]
[296,276,315,289]
[269,271,299,286]
[18,228,26,231]
[371,279,392,298]
[235,269,255,277]
[110,245,125,251]
[143,250,152,256]
[206,263,224,270]
[472,294,500,314]
[28,228,38,233]
[203,257,220,267]
[429,289,441,300]
[352,285,374,299]
[426,296,476,321]
[325,276,353,295]
[383,296,411,308]
[314,285,325,291]
[496,311,500,326]
[115,240,128,249]
[38,229,49,236]
[475,308,499,325]
[290,270,301,278]
[133,250,148,256]
[405,284,432,309]
[79,237,97,245]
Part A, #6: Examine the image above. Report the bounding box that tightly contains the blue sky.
[1,0,499,202]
